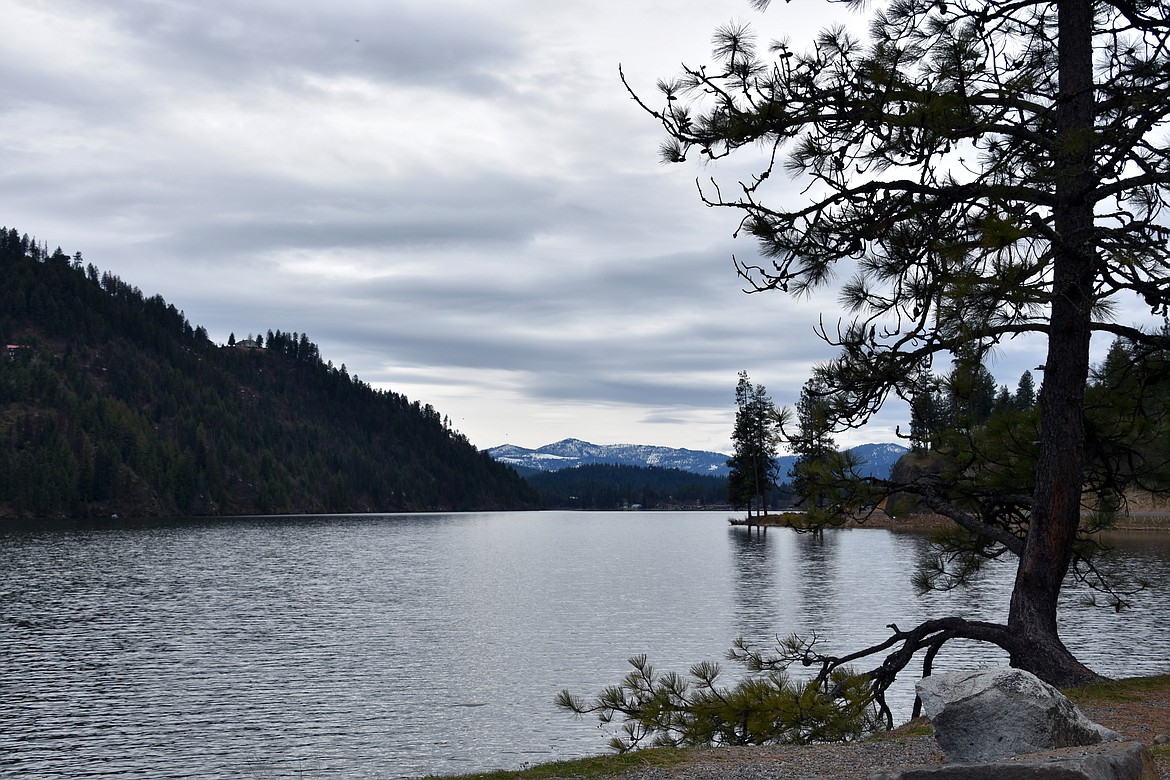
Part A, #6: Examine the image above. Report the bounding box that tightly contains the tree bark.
[1005,0,1103,686]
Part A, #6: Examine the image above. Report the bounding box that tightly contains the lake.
[2,511,1168,779]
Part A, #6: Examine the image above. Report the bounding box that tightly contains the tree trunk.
[1005,0,1103,687]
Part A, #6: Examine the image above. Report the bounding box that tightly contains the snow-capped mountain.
[770,443,906,481]
[845,443,910,480]
[485,438,908,480]
[486,438,732,476]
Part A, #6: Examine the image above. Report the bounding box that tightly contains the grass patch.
[897,725,934,738]
[421,747,693,780]
[877,716,932,740]
[1064,674,1170,704]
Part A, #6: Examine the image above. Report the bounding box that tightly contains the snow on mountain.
[485,438,909,480]
[846,443,909,480]
[485,438,732,476]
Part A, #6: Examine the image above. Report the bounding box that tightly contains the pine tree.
[788,376,837,508]
[727,372,780,517]
[624,0,1170,696]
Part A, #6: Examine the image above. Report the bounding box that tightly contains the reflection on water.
[791,531,844,633]
[729,527,779,637]
[2,512,1168,779]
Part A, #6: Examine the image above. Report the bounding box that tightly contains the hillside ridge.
[0,226,538,519]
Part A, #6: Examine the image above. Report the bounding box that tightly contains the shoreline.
[731,511,1170,533]
[429,675,1170,780]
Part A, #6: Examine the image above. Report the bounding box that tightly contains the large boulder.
[916,667,1122,763]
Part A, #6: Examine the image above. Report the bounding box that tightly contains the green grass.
[420,747,693,780]
[896,725,934,738]
[1064,673,1170,704]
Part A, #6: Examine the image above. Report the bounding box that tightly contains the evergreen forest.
[893,340,1170,523]
[526,463,732,510]
[0,227,538,520]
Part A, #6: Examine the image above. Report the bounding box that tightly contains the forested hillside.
[526,463,734,509]
[0,227,538,519]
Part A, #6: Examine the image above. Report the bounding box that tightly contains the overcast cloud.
[3,0,1156,454]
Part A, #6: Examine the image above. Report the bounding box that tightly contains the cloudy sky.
[2,0,1149,455]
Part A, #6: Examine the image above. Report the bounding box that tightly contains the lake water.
[2,511,1168,779]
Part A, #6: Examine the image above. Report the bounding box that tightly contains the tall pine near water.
[624,0,1170,696]
[727,371,780,518]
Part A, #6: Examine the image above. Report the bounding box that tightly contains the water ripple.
[2,513,1168,778]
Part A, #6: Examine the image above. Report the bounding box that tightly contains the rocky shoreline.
[524,676,1170,780]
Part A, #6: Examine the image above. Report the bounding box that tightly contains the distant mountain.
[844,443,910,480]
[747,443,908,482]
[487,438,733,476]
[486,438,908,481]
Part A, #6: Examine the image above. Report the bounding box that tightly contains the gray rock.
[867,740,1157,780]
[916,667,1122,763]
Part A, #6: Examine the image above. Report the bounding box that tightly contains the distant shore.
[731,511,1170,533]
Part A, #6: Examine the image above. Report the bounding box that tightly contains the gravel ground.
[539,679,1170,780]
[616,736,945,780]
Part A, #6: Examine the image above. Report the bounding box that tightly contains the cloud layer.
[4,0,1152,453]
